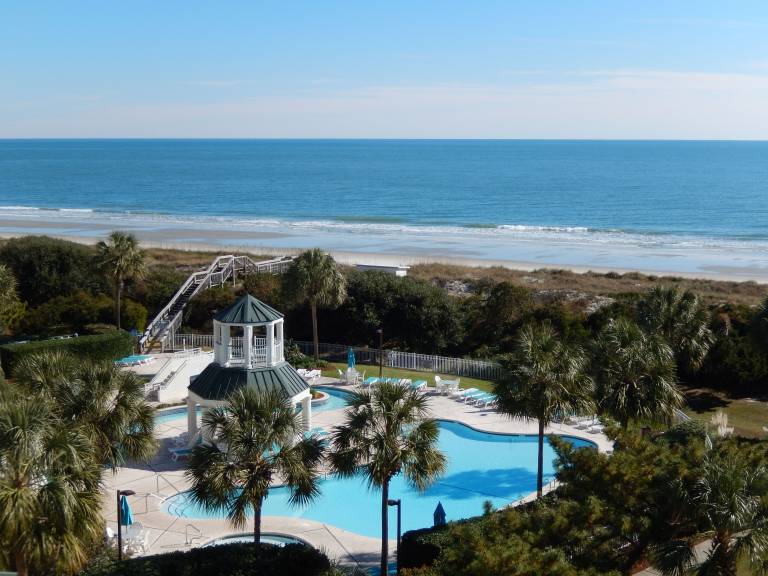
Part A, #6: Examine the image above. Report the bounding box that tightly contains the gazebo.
[186,294,312,442]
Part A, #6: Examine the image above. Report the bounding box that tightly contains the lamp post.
[377,328,384,378]
[387,498,402,575]
[116,489,136,561]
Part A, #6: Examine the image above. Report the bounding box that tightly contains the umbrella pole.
[117,491,123,562]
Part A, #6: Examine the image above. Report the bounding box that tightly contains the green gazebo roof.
[189,361,308,401]
[214,294,283,324]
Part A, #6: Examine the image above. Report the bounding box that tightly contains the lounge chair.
[451,387,477,399]
[410,380,427,390]
[463,391,488,403]
[467,393,494,405]
[587,424,605,434]
[575,417,598,430]
[475,394,498,408]
[169,447,192,462]
[363,376,379,387]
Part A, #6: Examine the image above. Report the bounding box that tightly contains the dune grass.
[321,362,495,392]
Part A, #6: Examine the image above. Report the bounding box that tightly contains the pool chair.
[169,447,192,462]
[302,427,329,441]
[450,387,477,399]
[336,368,348,384]
[410,380,427,390]
[478,395,499,409]
[363,376,379,387]
[587,423,605,434]
[468,393,494,406]
[575,417,598,430]
[463,391,488,403]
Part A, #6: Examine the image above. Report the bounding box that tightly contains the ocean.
[1,139,768,278]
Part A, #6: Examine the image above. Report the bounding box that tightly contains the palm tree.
[285,249,346,362]
[651,457,768,576]
[97,231,146,330]
[494,322,594,498]
[14,350,157,469]
[638,285,714,376]
[185,388,324,543]
[0,388,103,576]
[329,381,446,576]
[594,318,682,429]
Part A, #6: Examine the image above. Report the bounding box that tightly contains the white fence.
[169,335,501,379]
[293,340,501,380]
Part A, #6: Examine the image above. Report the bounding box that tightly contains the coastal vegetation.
[96,232,147,331]
[185,388,324,544]
[399,425,768,576]
[329,382,447,576]
[0,351,156,575]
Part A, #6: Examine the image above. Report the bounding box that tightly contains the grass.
[684,387,768,438]
[320,362,495,392]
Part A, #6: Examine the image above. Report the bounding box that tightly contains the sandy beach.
[2,215,768,284]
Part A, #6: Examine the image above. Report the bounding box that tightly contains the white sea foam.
[1,204,768,254]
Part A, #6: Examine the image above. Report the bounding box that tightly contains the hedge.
[80,542,331,576]
[0,331,134,377]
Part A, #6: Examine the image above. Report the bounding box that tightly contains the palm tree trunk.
[311,301,319,363]
[381,479,390,576]
[14,549,28,576]
[253,497,263,544]
[115,276,123,330]
[537,417,545,498]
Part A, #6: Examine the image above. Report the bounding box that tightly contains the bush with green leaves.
[0,331,134,377]
[80,542,331,576]
[0,236,108,307]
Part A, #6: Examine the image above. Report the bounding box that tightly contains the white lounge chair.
[452,387,478,399]
[463,391,488,403]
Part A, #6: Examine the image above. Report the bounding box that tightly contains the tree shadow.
[425,467,539,501]
[685,389,731,414]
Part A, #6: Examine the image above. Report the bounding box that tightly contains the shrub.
[121,299,148,332]
[79,542,331,576]
[0,236,108,306]
[17,291,114,336]
[0,331,134,377]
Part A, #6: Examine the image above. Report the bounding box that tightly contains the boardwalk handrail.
[140,254,293,351]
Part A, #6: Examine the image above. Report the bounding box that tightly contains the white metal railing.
[172,334,283,366]
[293,340,501,380]
[673,408,713,450]
[140,255,293,351]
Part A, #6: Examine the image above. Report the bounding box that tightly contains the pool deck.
[103,378,612,569]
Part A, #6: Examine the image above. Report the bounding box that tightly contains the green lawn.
[320,362,494,392]
[684,388,768,439]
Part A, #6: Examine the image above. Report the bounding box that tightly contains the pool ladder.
[185,524,203,547]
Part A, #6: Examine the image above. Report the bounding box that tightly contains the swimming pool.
[203,533,309,547]
[310,386,352,413]
[164,420,595,538]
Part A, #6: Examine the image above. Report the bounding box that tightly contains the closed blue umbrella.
[347,347,356,369]
[119,494,133,526]
[433,501,446,527]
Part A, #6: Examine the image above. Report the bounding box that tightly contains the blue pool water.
[311,386,352,413]
[155,406,197,426]
[164,420,595,538]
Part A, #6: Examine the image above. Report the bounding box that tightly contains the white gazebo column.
[187,396,198,439]
[276,321,284,362]
[221,324,231,366]
[301,395,312,431]
[243,325,253,368]
[266,322,275,365]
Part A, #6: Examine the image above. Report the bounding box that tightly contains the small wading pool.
[164,420,596,538]
[203,533,309,547]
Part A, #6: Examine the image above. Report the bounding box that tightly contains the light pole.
[377,328,384,378]
[387,498,402,575]
[116,489,136,561]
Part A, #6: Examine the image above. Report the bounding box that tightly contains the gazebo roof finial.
[214,293,283,324]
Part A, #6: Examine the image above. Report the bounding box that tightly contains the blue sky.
[2,1,768,138]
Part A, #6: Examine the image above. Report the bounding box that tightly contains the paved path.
[103,381,611,569]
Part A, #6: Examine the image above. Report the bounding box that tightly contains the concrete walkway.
[103,381,612,569]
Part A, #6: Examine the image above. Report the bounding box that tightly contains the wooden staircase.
[140,255,293,352]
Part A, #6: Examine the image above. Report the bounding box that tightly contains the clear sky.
[2,1,768,138]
